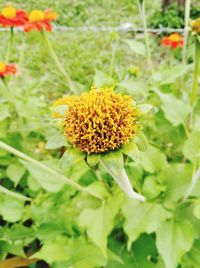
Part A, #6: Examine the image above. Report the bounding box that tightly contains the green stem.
[0,141,103,200]
[182,0,191,65]
[6,27,14,62]
[137,0,152,67]
[191,40,200,105]
[41,31,75,94]
[1,77,13,98]
[0,185,30,201]
[109,43,117,78]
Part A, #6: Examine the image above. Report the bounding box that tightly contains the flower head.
[191,17,200,35]
[54,87,140,154]
[0,61,17,77]
[24,9,57,32]
[161,33,183,49]
[0,5,28,27]
[129,66,140,77]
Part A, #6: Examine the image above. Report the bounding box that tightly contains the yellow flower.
[2,5,16,19]
[129,66,140,76]
[191,17,200,34]
[29,10,45,23]
[62,87,140,154]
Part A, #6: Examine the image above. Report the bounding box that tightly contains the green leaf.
[77,191,123,256]
[134,132,149,151]
[119,79,147,97]
[0,195,24,222]
[160,164,192,208]
[183,131,200,161]
[0,104,10,121]
[193,199,200,219]
[86,154,101,167]
[106,234,158,268]
[125,39,145,56]
[120,142,141,165]
[156,219,195,268]
[182,240,200,268]
[45,132,66,149]
[157,92,191,126]
[6,163,25,186]
[20,159,64,192]
[142,175,166,199]
[138,104,154,115]
[93,69,114,87]
[31,236,69,264]
[122,199,170,249]
[140,145,167,173]
[159,64,193,85]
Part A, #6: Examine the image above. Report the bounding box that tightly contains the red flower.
[0,61,17,77]
[161,33,184,49]
[24,9,57,32]
[0,5,28,28]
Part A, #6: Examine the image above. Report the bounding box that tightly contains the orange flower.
[0,61,17,77]
[161,33,183,49]
[0,5,28,28]
[24,9,57,32]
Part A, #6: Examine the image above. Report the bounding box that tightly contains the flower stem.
[137,0,152,68]
[182,0,191,65]
[6,27,14,62]
[109,43,117,78]
[41,31,75,94]
[0,141,103,200]
[191,40,200,105]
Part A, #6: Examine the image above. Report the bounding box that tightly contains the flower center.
[2,6,16,19]
[169,34,181,42]
[0,62,6,72]
[29,10,45,22]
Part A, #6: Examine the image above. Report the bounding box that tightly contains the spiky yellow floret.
[191,18,200,34]
[64,87,140,154]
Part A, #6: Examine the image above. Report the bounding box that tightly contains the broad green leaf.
[183,131,200,161]
[156,219,195,268]
[0,104,10,121]
[31,236,69,264]
[45,132,66,149]
[93,69,114,87]
[182,240,200,268]
[160,164,192,208]
[20,159,64,192]
[142,175,166,199]
[125,39,145,56]
[68,238,107,268]
[0,195,24,222]
[134,132,148,151]
[159,64,193,85]
[120,142,141,165]
[119,79,147,97]
[140,145,167,173]
[138,104,154,115]
[106,234,157,268]
[6,163,25,186]
[193,199,200,219]
[77,191,123,256]
[86,154,101,167]
[157,92,191,126]
[122,199,170,249]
